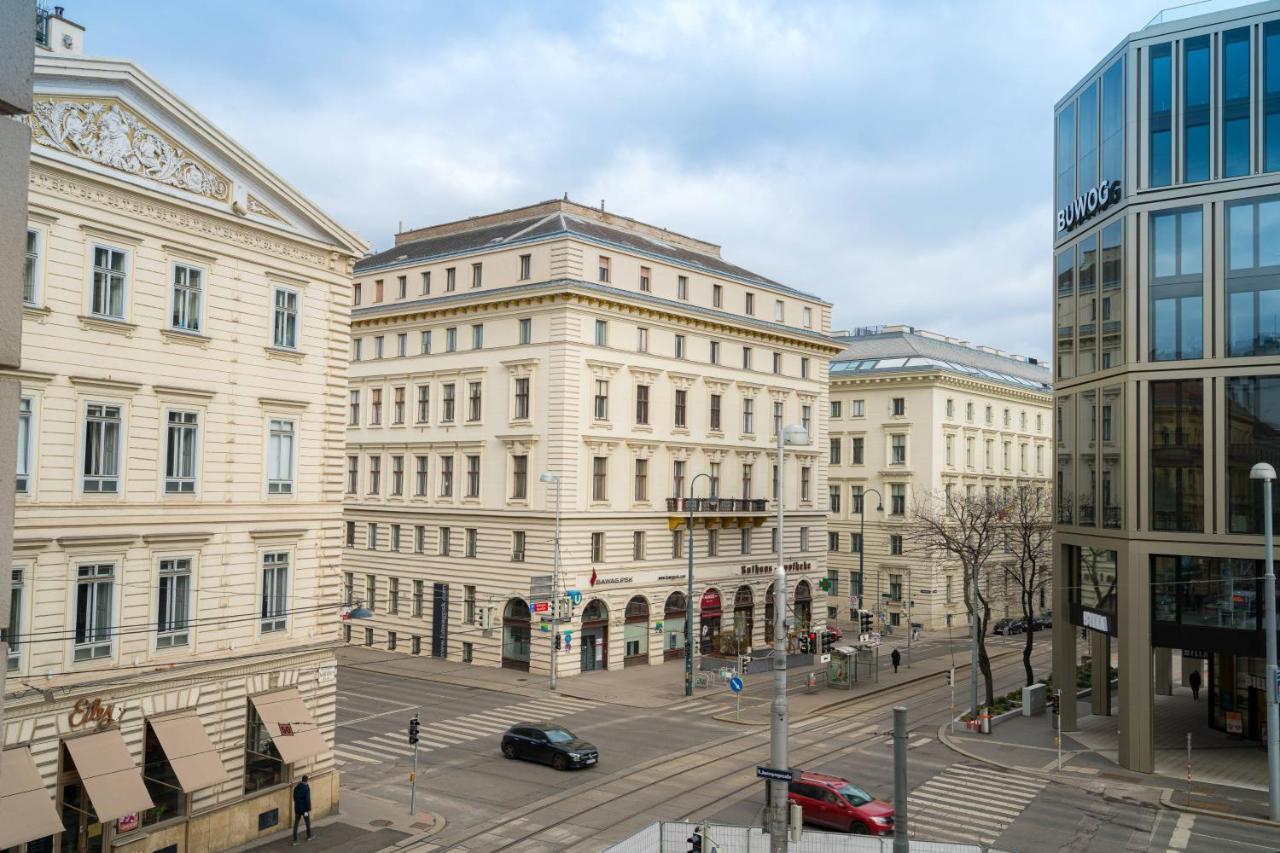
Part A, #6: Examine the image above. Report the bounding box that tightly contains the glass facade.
[1100,384,1123,529]
[1077,390,1097,527]
[1100,221,1123,368]
[1226,376,1280,533]
[1101,58,1124,182]
[1056,395,1074,524]
[1077,234,1097,375]
[1068,546,1117,614]
[1151,379,1204,532]
[1267,21,1280,172]
[1150,208,1203,361]
[1223,28,1251,178]
[1183,36,1211,183]
[1226,196,1280,356]
[1150,43,1173,187]
[1056,248,1074,380]
[1152,555,1258,630]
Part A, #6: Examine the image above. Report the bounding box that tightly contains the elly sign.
[1057,179,1121,232]
[68,697,126,731]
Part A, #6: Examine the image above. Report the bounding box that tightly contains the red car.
[787,771,895,835]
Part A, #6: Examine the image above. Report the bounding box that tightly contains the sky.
[83,0,1172,360]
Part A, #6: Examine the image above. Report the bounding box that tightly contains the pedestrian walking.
[292,774,313,844]
[891,648,901,673]
[1188,668,1201,700]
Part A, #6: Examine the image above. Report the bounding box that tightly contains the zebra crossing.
[334,694,600,766]
[667,697,735,716]
[906,763,1047,847]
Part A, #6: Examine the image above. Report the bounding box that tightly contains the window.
[440,456,454,497]
[387,632,397,650]
[591,532,605,562]
[349,390,361,425]
[802,404,811,434]
[708,529,719,557]
[1183,35,1210,183]
[464,585,476,623]
[442,383,456,422]
[393,387,405,424]
[674,389,687,428]
[416,385,430,423]
[889,574,903,602]
[742,346,752,370]
[365,574,377,610]
[414,525,425,553]
[710,394,722,431]
[771,464,779,500]
[891,484,906,515]
[850,486,864,514]
[635,384,650,425]
[675,334,686,359]
[595,319,608,346]
[83,403,122,493]
[1226,198,1280,357]
[800,467,811,502]
[466,528,478,557]
[397,275,407,298]
[598,256,610,283]
[741,463,753,498]
[272,287,299,349]
[633,530,645,560]
[6,568,22,669]
[800,357,809,378]
[170,264,202,332]
[514,377,530,420]
[966,437,975,468]
[592,456,608,501]
[1268,22,1280,171]
[374,336,384,359]
[770,528,778,553]
[772,352,782,374]
[889,535,903,556]
[367,523,378,550]
[260,552,289,632]
[1151,379,1204,532]
[831,400,842,418]
[639,266,650,291]
[466,454,481,497]
[710,340,720,364]
[1228,376,1280,532]
[594,379,609,420]
[985,405,993,424]
[353,282,362,306]
[415,455,428,495]
[1223,28,1250,178]
[91,246,127,319]
[850,533,863,554]
[772,401,783,435]
[945,434,954,466]
[741,528,752,555]
[634,458,648,501]
[164,411,198,493]
[471,263,483,288]
[677,275,688,300]
[774,300,784,321]
[421,330,432,353]
[421,271,431,294]
[637,327,649,352]
[851,437,864,465]
[440,527,452,556]
[673,460,686,498]
[345,521,355,546]
[446,267,456,291]
[890,434,905,465]
[397,333,407,357]
[743,397,754,434]
[829,485,841,513]
[446,327,457,352]
[391,455,404,496]
[851,399,865,417]
[745,292,755,315]
[364,627,373,646]
[1150,42,1172,187]
[673,530,684,559]
[411,635,421,654]
[368,455,381,494]
[985,439,994,470]
[945,398,954,418]
[519,317,532,345]
[468,381,482,421]
[1151,208,1203,360]
[512,454,528,499]
[389,577,400,613]
[712,283,723,307]
[520,254,531,280]
[798,528,809,552]
[22,228,38,305]
[512,530,526,561]
[375,280,384,302]
[155,558,191,648]
[472,324,484,350]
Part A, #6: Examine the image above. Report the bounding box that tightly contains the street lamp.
[1249,462,1279,821]
[685,472,714,698]
[540,472,562,691]
[857,487,884,629]
[768,422,809,853]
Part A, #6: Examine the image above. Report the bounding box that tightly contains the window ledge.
[509,418,532,428]
[161,327,211,348]
[707,430,725,439]
[22,304,51,322]
[264,345,304,363]
[78,314,136,336]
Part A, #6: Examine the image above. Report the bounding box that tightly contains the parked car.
[992,617,1025,636]
[787,771,895,835]
[501,724,598,770]
[1033,611,1053,630]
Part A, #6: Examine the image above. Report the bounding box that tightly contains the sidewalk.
[232,789,441,852]
[939,691,1280,826]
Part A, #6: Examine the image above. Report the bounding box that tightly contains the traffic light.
[1050,692,1061,715]
[408,714,420,745]
[821,632,834,653]
[555,632,562,651]
[687,824,704,852]
[858,610,873,635]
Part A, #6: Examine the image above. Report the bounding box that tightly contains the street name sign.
[756,766,793,782]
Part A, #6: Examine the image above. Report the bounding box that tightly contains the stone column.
[1154,647,1173,696]
[1090,631,1111,716]
[1117,544,1154,773]
[1052,544,1078,731]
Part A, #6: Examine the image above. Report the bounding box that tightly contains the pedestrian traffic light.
[687,824,704,852]
[408,714,420,745]
[1050,692,1061,715]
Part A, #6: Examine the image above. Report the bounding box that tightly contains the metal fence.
[604,822,983,853]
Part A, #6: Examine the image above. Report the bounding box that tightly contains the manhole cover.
[516,678,528,683]
[369,819,393,827]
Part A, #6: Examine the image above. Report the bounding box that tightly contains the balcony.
[665,496,770,530]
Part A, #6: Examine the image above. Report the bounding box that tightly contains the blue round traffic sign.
[729,676,743,693]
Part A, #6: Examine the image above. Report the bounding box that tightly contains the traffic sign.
[819,653,831,664]
[566,589,582,605]
[756,766,793,782]
[534,600,550,613]
[728,675,743,693]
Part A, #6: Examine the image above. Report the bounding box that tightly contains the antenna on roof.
[398,220,403,233]
[563,192,568,201]
[600,199,605,211]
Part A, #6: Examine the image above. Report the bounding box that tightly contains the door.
[581,635,598,672]
[432,583,449,658]
[59,780,104,853]
[528,731,552,764]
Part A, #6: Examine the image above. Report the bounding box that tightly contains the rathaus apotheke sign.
[1057,179,1121,233]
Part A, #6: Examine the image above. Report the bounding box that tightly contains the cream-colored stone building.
[0,13,365,852]
[343,199,841,678]
[826,326,1053,633]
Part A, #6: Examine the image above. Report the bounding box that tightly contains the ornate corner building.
[0,10,366,852]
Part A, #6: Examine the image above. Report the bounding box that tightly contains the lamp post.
[685,472,713,698]
[539,472,562,691]
[857,488,884,628]
[768,423,809,853]
[1249,462,1279,821]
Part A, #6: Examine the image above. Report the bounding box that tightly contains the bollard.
[979,707,991,734]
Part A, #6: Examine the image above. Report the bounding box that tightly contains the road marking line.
[909,736,932,748]
[354,741,412,759]
[443,722,505,737]
[1167,812,1195,850]
[915,779,1035,811]
[333,747,380,764]
[908,816,992,844]
[946,765,1047,795]
[368,734,417,750]
[908,793,1015,827]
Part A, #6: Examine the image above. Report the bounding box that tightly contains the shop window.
[1151,380,1204,532]
[244,704,286,794]
[142,723,186,828]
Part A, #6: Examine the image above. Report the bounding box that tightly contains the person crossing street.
[891,648,901,673]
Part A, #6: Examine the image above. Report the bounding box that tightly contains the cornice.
[829,369,1051,403]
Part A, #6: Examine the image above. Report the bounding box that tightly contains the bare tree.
[999,485,1054,686]
[905,489,1005,710]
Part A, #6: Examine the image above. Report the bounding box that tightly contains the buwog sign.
[1057,179,1121,232]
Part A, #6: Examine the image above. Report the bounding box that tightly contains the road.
[334,639,1279,852]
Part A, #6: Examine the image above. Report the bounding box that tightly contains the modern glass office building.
[1052,0,1280,772]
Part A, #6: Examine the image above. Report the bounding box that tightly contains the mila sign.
[1057,179,1121,232]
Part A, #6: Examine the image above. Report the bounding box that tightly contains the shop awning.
[149,711,227,792]
[63,730,154,823]
[0,747,64,849]
[249,688,326,765]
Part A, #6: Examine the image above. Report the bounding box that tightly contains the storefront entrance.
[794,580,812,632]
[502,597,531,671]
[699,588,723,656]
[664,591,687,660]
[1209,652,1270,742]
[624,595,649,666]
[732,586,754,654]
[580,599,608,672]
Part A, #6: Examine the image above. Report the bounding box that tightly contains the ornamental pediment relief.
[24,96,231,201]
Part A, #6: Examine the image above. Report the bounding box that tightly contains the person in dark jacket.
[891,648,901,673]
[292,775,313,844]
[1188,668,1202,700]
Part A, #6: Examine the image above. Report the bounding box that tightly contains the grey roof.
[831,329,1052,393]
[355,211,823,303]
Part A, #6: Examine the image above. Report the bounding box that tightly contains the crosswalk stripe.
[907,794,1011,829]
[369,734,418,751]
[908,816,992,843]
[446,722,506,737]
[912,782,1027,815]
[947,764,1045,792]
[456,713,521,728]
[353,743,409,761]
[526,697,595,710]
[359,739,413,756]
[333,747,380,764]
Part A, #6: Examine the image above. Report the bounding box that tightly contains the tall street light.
[769,422,809,853]
[540,472,562,691]
[857,487,884,628]
[1249,462,1279,821]
[685,472,713,698]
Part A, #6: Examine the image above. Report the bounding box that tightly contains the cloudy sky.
[87,0,1170,359]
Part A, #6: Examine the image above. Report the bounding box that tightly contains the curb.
[389,812,448,848]
[805,648,1022,717]
[1158,787,1280,829]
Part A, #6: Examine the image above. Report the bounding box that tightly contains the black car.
[992,618,1024,636]
[501,724,598,770]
